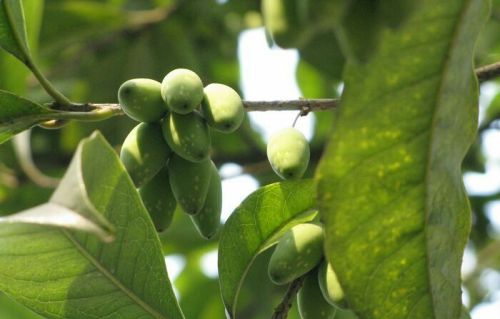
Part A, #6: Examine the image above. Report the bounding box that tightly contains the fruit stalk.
[271,275,306,319]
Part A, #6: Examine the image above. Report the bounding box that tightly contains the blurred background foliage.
[0,0,499,318]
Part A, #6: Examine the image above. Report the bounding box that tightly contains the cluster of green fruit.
[117,68,244,238]
[268,223,345,319]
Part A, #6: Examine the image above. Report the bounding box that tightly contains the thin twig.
[45,61,500,116]
[271,276,306,319]
[244,99,338,112]
[476,62,500,83]
[51,99,340,114]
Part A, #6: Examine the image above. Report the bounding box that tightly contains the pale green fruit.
[201,83,244,133]
[318,260,346,309]
[139,166,176,232]
[168,155,212,215]
[267,127,310,180]
[120,123,170,187]
[161,68,204,114]
[298,267,337,319]
[118,78,167,122]
[162,111,211,162]
[268,223,324,285]
[190,162,222,239]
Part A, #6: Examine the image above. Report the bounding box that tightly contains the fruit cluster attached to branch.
[118,68,244,238]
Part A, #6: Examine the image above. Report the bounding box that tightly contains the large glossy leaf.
[218,179,317,318]
[0,0,30,63]
[316,1,489,319]
[0,132,185,319]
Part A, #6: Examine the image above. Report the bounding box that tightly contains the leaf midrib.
[423,1,475,318]
[62,229,168,319]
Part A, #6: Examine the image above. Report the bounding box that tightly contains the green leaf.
[0,132,185,319]
[0,90,51,144]
[0,293,44,319]
[460,308,471,319]
[0,90,120,145]
[218,179,317,318]
[316,1,489,319]
[0,0,44,94]
[0,0,30,63]
[0,127,114,240]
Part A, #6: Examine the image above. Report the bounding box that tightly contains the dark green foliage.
[261,0,308,48]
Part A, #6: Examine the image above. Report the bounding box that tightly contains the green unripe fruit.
[267,128,310,180]
[298,268,337,319]
[138,166,176,232]
[318,260,346,309]
[268,223,324,285]
[168,155,212,215]
[162,111,211,162]
[120,123,171,187]
[201,83,244,133]
[161,68,204,114]
[190,162,222,239]
[261,0,308,48]
[118,78,167,122]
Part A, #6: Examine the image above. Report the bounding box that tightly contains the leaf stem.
[25,56,72,106]
[271,276,305,319]
[48,107,122,122]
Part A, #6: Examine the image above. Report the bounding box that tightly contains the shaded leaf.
[218,179,317,318]
[0,0,30,63]
[0,132,185,319]
[0,293,44,319]
[298,29,345,81]
[0,90,51,144]
[0,0,44,94]
[316,1,489,319]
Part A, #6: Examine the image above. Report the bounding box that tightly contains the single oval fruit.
[298,267,337,319]
[120,122,171,187]
[161,68,204,114]
[138,166,176,232]
[201,83,244,133]
[267,127,310,180]
[268,223,324,285]
[168,155,212,215]
[190,162,222,239]
[318,260,346,309]
[118,78,167,122]
[162,111,211,162]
